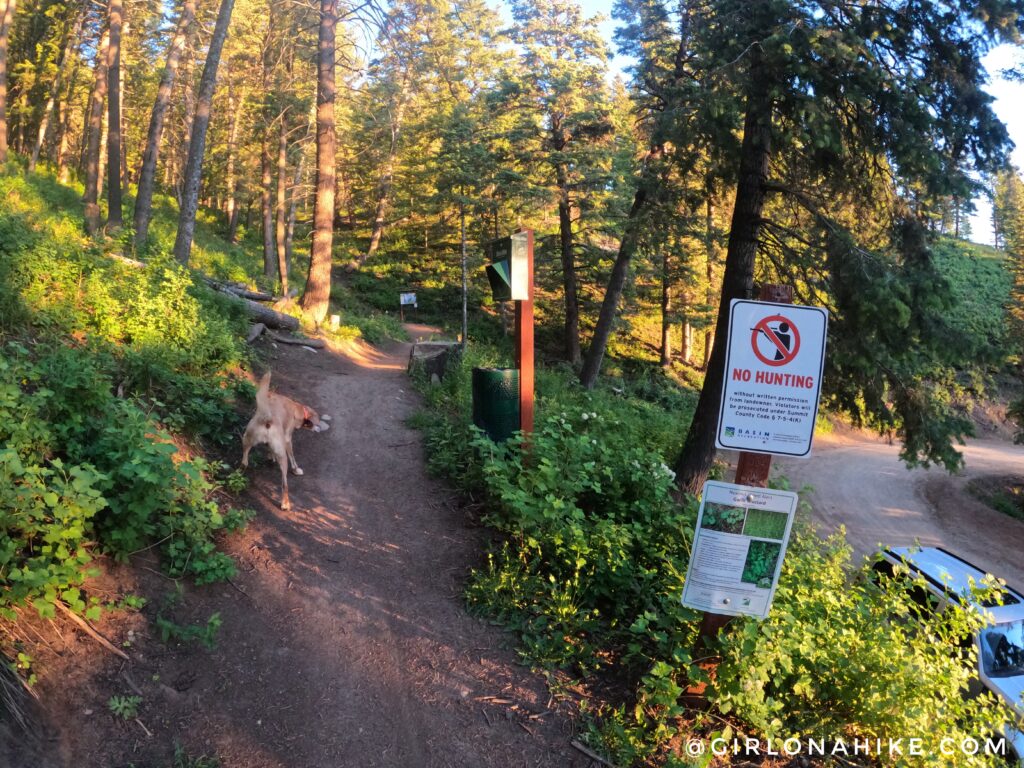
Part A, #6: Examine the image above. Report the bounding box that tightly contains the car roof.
[885,546,1024,618]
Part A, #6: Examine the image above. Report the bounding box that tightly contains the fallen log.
[242,299,300,331]
[271,333,325,349]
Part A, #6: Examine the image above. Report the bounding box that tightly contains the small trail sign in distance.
[717,299,828,457]
[681,481,798,620]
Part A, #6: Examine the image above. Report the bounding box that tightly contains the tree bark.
[675,66,773,495]
[579,147,661,389]
[300,0,337,325]
[0,0,17,164]
[703,196,716,370]
[275,111,289,294]
[660,250,672,367]
[225,79,241,242]
[556,161,581,365]
[83,27,110,235]
[261,129,275,276]
[105,0,124,229]
[173,0,236,265]
[285,138,307,271]
[134,0,196,250]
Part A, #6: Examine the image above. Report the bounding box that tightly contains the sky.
[507,0,1024,246]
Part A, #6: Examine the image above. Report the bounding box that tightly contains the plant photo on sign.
[700,502,746,534]
[741,541,782,587]
[742,509,789,540]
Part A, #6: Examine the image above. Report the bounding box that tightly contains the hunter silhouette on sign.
[750,315,800,367]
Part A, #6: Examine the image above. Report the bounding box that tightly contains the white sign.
[681,481,798,619]
[716,299,828,457]
[399,292,417,307]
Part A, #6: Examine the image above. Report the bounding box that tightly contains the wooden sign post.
[514,230,535,435]
[691,283,794,687]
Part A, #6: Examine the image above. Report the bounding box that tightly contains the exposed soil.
[772,424,1024,586]
[2,328,588,768]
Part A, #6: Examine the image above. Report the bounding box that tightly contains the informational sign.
[716,299,828,457]
[681,481,798,619]
[399,292,417,307]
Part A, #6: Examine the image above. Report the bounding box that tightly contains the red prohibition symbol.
[751,314,800,367]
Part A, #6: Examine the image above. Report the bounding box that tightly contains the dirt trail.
[772,426,1024,585]
[8,329,583,768]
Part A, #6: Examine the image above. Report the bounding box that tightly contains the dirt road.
[7,330,583,767]
[771,428,1024,585]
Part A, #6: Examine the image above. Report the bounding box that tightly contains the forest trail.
[11,329,584,768]
[774,427,1024,586]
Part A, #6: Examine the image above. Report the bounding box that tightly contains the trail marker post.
[484,231,534,435]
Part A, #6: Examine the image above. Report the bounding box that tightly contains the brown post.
[690,282,793,692]
[515,230,535,435]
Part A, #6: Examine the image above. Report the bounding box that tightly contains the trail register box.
[716,299,828,457]
[681,481,798,619]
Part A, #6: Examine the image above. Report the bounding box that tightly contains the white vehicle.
[875,546,1024,764]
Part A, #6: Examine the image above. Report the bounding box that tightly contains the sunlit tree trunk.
[660,250,672,367]
[275,112,289,294]
[173,0,236,265]
[105,0,124,230]
[225,79,241,242]
[0,0,17,164]
[300,0,337,324]
[261,130,275,276]
[134,0,195,250]
[83,27,110,235]
[676,63,772,494]
[556,158,581,365]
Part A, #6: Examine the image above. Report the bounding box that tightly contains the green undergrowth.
[0,167,255,623]
[412,347,1019,766]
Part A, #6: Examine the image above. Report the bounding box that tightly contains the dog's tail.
[256,372,272,411]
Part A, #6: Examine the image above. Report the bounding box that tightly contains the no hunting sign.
[717,300,828,457]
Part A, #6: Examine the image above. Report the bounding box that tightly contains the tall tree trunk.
[362,96,406,263]
[660,250,672,367]
[579,146,661,389]
[173,0,235,265]
[460,198,467,347]
[703,196,716,370]
[681,320,692,363]
[56,80,75,182]
[134,0,196,250]
[556,162,581,365]
[28,11,82,173]
[225,79,241,242]
[275,112,289,294]
[300,0,337,325]
[105,0,124,230]
[119,20,128,190]
[83,28,110,235]
[675,69,773,495]
[261,130,275,277]
[285,110,313,271]
[0,0,17,164]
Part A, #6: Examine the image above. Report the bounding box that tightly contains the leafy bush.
[415,350,1020,766]
[0,169,254,621]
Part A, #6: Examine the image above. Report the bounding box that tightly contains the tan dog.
[241,372,330,510]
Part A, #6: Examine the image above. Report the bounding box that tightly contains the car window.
[982,620,1024,678]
